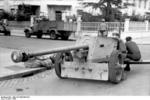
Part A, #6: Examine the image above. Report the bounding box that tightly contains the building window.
[0,9,4,13]
[126,0,129,3]
[139,0,141,8]
[133,0,136,7]
[11,8,15,15]
[55,11,62,21]
[149,2,150,10]
[144,0,147,9]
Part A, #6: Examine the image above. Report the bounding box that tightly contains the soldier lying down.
[24,55,55,68]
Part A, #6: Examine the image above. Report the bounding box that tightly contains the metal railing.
[129,21,146,31]
[81,22,124,32]
[7,20,150,32]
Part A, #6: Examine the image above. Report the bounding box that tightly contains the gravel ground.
[0,70,52,88]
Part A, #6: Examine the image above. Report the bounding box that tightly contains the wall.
[47,5,71,21]
[8,21,30,29]
[122,0,150,16]
[0,0,74,14]
[79,19,150,39]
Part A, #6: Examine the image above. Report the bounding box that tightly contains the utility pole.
[119,12,122,38]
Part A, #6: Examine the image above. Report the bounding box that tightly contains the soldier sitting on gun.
[112,31,127,61]
[125,36,141,71]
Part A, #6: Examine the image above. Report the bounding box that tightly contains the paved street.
[0,35,150,95]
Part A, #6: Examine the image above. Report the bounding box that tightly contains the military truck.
[24,18,77,40]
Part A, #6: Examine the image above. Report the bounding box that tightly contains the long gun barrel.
[11,45,89,63]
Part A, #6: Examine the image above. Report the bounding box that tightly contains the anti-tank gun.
[11,36,127,83]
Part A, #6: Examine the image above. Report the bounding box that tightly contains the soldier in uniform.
[125,36,141,71]
[112,31,127,61]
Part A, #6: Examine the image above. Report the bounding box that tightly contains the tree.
[82,0,122,22]
[77,10,103,22]
[0,10,15,21]
[16,4,33,21]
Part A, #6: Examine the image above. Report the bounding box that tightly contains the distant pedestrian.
[98,19,107,37]
[3,19,8,26]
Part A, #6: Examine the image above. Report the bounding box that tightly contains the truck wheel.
[4,31,9,36]
[4,32,7,36]
[108,50,125,84]
[61,35,69,40]
[50,31,57,40]
[37,34,42,39]
[25,31,31,38]
[6,31,11,36]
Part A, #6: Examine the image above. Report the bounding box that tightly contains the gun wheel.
[108,50,125,84]
[54,52,73,79]
[54,53,64,79]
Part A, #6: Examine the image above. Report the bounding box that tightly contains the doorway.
[55,11,62,21]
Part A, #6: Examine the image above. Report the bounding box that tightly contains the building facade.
[0,0,150,20]
[122,0,150,16]
[0,0,82,21]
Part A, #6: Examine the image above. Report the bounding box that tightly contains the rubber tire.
[4,32,7,36]
[50,31,57,40]
[7,31,11,36]
[108,50,125,84]
[61,35,69,40]
[54,53,64,79]
[37,34,42,38]
[25,31,31,38]
[4,31,10,36]
[109,67,124,84]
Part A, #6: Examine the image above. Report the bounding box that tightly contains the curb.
[0,67,49,81]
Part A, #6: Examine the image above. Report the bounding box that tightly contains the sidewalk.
[0,47,47,81]
[81,31,150,45]
[11,29,24,37]
[133,37,150,45]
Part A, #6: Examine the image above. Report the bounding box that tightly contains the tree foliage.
[0,10,15,21]
[16,4,34,21]
[77,10,103,22]
[82,0,122,22]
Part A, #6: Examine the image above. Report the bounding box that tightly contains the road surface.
[0,35,150,95]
